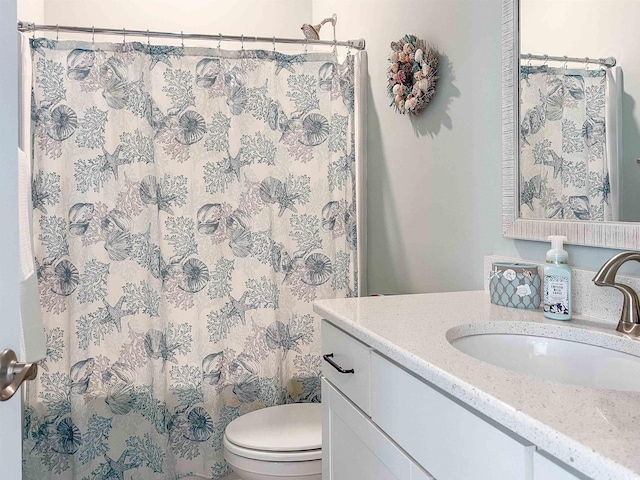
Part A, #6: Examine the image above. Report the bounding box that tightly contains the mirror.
[502,0,640,249]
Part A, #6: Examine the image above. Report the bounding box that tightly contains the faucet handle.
[593,251,640,337]
[593,251,640,286]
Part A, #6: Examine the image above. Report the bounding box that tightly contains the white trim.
[502,0,518,236]
[355,51,368,296]
[0,0,25,477]
[501,0,640,250]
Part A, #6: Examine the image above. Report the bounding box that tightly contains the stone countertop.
[313,291,640,480]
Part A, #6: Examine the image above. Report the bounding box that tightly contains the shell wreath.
[387,35,439,115]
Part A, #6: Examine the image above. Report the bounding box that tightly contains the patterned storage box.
[489,262,541,309]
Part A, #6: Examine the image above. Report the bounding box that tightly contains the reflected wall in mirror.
[519,0,640,223]
[501,0,640,249]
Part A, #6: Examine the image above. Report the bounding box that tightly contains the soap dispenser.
[543,235,572,320]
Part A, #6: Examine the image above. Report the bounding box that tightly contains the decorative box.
[489,262,541,309]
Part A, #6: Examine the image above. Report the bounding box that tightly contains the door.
[0,0,25,478]
[322,378,434,480]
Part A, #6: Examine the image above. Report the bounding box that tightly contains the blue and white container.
[489,262,541,309]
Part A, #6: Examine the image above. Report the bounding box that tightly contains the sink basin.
[448,324,640,391]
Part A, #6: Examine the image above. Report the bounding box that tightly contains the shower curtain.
[23,37,360,479]
[519,66,617,221]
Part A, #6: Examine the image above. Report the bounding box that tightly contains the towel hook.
[56,24,59,41]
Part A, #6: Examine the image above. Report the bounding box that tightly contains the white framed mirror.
[502,0,640,249]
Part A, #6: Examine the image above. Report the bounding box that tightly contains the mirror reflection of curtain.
[520,66,619,221]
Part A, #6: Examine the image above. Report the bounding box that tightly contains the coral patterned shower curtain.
[24,38,357,479]
[519,66,612,221]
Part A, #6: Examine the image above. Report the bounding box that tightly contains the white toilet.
[223,403,322,480]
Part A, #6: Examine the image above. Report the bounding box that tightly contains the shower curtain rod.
[520,53,616,68]
[17,20,366,50]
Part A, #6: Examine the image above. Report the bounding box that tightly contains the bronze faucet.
[593,251,640,337]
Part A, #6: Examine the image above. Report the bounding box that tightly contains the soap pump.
[543,235,572,320]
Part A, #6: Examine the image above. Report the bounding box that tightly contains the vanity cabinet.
[321,320,589,480]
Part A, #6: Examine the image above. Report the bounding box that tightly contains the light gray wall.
[42,0,312,46]
[312,0,504,293]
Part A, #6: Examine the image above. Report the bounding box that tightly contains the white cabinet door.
[371,352,533,480]
[0,0,24,478]
[533,451,586,480]
[323,378,435,480]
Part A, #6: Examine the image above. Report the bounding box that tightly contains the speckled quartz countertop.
[313,291,640,480]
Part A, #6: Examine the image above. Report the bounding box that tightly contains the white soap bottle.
[543,235,572,320]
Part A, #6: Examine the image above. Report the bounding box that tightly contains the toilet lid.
[225,403,322,452]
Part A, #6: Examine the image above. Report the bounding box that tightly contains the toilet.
[223,403,322,480]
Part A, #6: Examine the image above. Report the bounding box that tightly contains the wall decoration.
[387,35,438,115]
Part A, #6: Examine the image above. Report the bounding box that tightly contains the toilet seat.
[224,435,322,462]
[224,403,322,462]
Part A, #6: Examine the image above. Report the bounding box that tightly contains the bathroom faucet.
[593,251,640,337]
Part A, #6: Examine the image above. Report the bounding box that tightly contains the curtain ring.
[584,57,589,70]
[272,36,276,52]
[241,34,244,50]
[56,24,59,41]
[122,27,126,45]
[527,53,532,66]
[147,29,150,46]
[181,31,184,48]
[543,54,548,66]
[304,37,308,53]
[31,24,35,39]
[563,56,568,70]
[332,38,337,55]
[92,26,95,46]
[218,33,222,50]
[347,41,352,56]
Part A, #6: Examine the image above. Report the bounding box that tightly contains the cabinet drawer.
[322,320,371,415]
[533,451,586,480]
[371,352,533,480]
[323,378,435,480]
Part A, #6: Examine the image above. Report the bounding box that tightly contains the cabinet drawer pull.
[323,353,355,374]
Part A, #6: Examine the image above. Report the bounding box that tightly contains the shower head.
[301,14,337,40]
